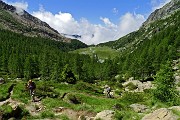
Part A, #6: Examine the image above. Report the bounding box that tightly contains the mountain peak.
[143,0,180,26]
[0,0,72,43]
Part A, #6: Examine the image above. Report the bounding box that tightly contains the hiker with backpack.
[27,80,36,102]
[106,86,112,98]
[104,85,113,98]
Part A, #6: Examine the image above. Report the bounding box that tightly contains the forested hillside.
[0,0,180,119]
[99,9,180,79]
[0,29,118,82]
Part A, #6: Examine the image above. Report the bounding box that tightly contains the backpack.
[107,87,111,93]
[29,82,36,89]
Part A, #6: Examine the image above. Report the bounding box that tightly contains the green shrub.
[125,82,137,90]
[41,110,55,119]
[114,110,142,120]
[0,105,13,117]
[67,94,81,104]
[153,62,180,105]
[114,89,123,96]
[11,82,29,103]
[172,109,180,117]
[74,81,101,95]
[0,83,12,101]
[121,92,147,104]
[59,114,70,120]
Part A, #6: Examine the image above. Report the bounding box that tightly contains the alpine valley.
[0,0,180,120]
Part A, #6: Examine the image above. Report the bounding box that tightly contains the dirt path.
[54,107,96,120]
[25,100,44,116]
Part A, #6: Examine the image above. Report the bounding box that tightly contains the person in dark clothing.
[106,86,112,98]
[27,80,36,102]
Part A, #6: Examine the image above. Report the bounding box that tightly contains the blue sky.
[3,0,171,44]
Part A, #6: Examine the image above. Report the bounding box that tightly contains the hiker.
[106,86,112,98]
[27,80,36,102]
[104,85,112,98]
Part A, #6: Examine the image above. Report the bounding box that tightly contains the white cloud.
[3,0,28,15]
[32,6,145,45]
[3,1,145,45]
[118,12,145,36]
[112,8,119,15]
[100,17,117,28]
[151,0,171,11]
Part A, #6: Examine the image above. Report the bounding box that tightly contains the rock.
[0,78,5,84]
[169,106,180,111]
[142,108,178,120]
[173,66,179,70]
[130,104,148,113]
[54,107,66,113]
[129,77,134,81]
[122,80,153,92]
[78,115,94,120]
[143,0,180,26]
[94,110,114,120]
[174,76,180,83]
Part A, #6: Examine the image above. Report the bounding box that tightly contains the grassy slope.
[71,46,120,60]
[0,79,154,120]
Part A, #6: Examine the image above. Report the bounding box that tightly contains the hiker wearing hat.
[27,80,36,102]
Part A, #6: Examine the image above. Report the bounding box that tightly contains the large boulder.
[94,110,114,120]
[130,104,149,113]
[122,80,153,92]
[142,108,178,120]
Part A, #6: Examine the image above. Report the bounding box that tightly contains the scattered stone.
[130,104,149,113]
[54,107,66,113]
[94,110,114,120]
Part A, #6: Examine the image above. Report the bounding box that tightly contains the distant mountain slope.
[0,1,87,48]
[98,0,180,78]
[99,0,180,52]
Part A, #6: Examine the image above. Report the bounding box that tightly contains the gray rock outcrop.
[94,110,114,120]
[142,108,178,120]
[130,104,149,113]
[122,80,153,92]
[143,0,180,26]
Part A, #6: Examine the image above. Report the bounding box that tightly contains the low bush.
[0,83,11,101]
[74,81,102,95]
[114,110,142,120]
[125,82,137,91]
[41,110,55,119]
[121,92,147,105]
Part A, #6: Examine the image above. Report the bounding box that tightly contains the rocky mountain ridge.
[143,0,180,26]
[99,0,180,52]
[0,0,72,43]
